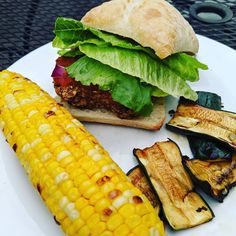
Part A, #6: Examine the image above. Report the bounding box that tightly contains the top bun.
[81,0,199,59]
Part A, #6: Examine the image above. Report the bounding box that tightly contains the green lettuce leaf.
[163,53,208,82]
[66,56,154,115]
[53,17,154,56]
[79,44,198,101]
[53,17,208,83]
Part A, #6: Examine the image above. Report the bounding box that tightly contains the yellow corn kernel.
[78,179,94,194]
[97,159,110,168]
[60,179,73,191]
[90,222,106,235]
[78,225,91,236]
[87,213,100,228]
[115,182,129,192]
[101,182,115,194]
[80,205,95,220]
[75,197,89,210]
[114,224,130,236]
[119,203,135,218]
[89,192,104,205]
[91,172,104,183]
[110,175,120,184]
[132,224,149,236]
[60,155,74,168]
[125,214,142,229]
[83,185,100,199]
[61,217,71,232]
[74,173,89,187]
[73,217,85,232]
[107,214,124,231]
[86,164,100,177]
[99,231,113,236]
[53,190,63,202]
[66,224,77,236]
[142,213,157,227]
[46,161,59,173]
[95,198,111,213]
[135,203,150,216]
[66,162,81,174]
[67,187,80,202]
[54,210,66,222]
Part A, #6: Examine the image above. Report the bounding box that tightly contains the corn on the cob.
[0,70,165,236]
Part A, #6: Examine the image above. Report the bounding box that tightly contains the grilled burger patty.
[53,57,137,119]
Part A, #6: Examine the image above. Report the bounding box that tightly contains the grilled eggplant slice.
[166,97,236,150]
[187,92,232,161]
[127,166,160,213]
[134,140,214,230]
[183,153,236,202]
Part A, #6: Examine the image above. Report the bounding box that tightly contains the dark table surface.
[1,0,236,70]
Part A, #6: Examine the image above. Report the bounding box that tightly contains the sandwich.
[51,0,208,130]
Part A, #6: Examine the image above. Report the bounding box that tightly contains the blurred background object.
[0,0,235,70]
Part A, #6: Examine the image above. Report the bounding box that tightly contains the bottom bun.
[55,96,166,130]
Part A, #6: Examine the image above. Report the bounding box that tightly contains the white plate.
[1,35,235,236]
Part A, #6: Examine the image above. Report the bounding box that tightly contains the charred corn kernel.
[0,71,165,236]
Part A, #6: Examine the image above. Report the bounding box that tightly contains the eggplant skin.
[188,136,232,161]
[183,154,236,202]
[166,101,236,150]
[127,166,160,213]
[133,140,214,230]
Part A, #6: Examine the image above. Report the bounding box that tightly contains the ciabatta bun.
[56,96,166,130]
[81,0,198,59]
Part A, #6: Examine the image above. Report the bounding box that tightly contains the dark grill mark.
[36,183,42,194]
[196,206,208,212]
[12,143,17,152]
[53,216,61,225]
[44,110,56,118]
